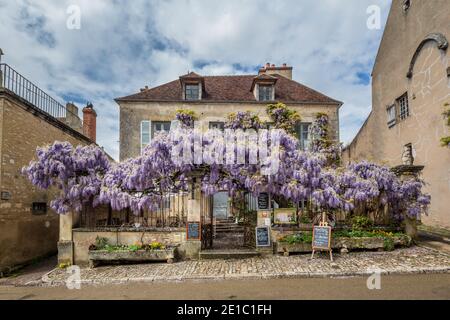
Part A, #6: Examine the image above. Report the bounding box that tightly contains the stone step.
[215,227,245,233]
[199,249,260,260]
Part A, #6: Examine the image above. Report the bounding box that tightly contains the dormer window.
[185,84,200,100]
[259,85,273,101]
[251,74,277,101]
[179,72,204,101]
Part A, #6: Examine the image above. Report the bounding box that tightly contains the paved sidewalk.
[35,246,450,287]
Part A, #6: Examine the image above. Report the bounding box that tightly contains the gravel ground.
[34,246,450,287]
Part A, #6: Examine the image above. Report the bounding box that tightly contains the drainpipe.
[0,48,4,88]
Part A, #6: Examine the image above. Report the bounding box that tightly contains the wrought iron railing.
[0,63,77,119]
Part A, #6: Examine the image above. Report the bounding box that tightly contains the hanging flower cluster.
[99,132,190,213]
[22,141,110,214]
[225,111,262,130]
[175,109,197,128]
[309,112,342,166]
[266,102,301,134]
[23,109,430,221]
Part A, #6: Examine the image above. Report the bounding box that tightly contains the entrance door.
[213,192,229,219]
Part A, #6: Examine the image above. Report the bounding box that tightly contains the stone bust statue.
[401,144,414,165]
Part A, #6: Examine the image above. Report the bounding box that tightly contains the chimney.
[82,102,97,142]
[65,102,83,133]
[258,63,293,80]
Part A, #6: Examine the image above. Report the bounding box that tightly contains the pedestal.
[58,211,74,265]
[391,164,425,240]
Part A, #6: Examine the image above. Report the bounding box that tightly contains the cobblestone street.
[32,246,450,287]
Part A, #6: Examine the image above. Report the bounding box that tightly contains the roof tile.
[116,74,341,105]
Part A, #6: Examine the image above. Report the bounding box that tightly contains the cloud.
[0,0,392,160]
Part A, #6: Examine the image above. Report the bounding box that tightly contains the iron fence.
[79,193,190,229]
[0,63,77,119]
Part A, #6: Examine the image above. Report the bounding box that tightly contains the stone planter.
[88,247,177,268]
[277,235,411,255]
[276,242,311,256]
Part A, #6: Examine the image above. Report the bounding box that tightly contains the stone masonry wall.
[0,94,91,272]
[342,0,450,229]
[119,101,340,160]
[72,229,187,265]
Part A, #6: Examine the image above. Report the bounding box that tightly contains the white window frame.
[296,122,311,150]
[258,84,274,102]
[140,120,151,154]
[151,121,171,138]
[185,83,200,100]
[398,93,409,120]
[387,104,396,127]
[209,121,225,130]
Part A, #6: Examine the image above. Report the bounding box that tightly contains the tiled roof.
[116,74,342,105]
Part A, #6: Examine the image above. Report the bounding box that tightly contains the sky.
[0,0,392,161]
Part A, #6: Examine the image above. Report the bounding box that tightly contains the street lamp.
[0,48,4,64]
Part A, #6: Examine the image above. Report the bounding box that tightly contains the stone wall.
[72,229,187,265]
[119,101,340,160]
[342,0,450,229]
[0,91,91,273]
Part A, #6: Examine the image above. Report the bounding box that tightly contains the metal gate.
[201,193,214,249]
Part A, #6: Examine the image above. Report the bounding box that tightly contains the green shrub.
[383,237,395,251]
[95,236,109,250]
[279,232,312,244]
[351,216,373,231]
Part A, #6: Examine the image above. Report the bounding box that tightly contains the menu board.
[312,226,331,250]
[257,193,269,210]
[187,222,201,240]
[256,226,271,247]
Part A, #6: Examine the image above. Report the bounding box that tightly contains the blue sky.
[0,0,392,160]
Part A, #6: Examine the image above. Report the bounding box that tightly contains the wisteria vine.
[23,108,430,221]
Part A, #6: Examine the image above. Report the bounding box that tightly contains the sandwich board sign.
[187,221,201,240]
[255,226,271,247]
[311,223,333,261]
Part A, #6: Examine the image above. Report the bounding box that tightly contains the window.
[140,121,150,153]
[209,122,225,130]
[295,122,311,150]
[185,84,200,100]
[152,121,171,138]
[32,202,47,215]
[258,85,273,101]
[141,121,171,154]
[387,104,396,127]
[398,93,409,120]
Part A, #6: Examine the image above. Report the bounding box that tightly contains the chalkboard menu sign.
[187,222,201,240]
[312,226,331,250]
[255,226,271,247]
[257,193,269,210]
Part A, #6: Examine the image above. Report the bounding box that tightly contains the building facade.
[0,63,97,274]
[342,0,450,229]
[117,63,342,161]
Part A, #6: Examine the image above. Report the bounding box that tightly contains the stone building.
[116,64,342,217]
[99,63,342,260]
[342,0,450,229]
[0,63,97,274]
[117,63,342,160]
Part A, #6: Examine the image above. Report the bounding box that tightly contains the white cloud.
[0,0,392,160]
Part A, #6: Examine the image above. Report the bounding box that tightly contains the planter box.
[88,247,176,268]
[277,235,411,255]
[277,242,312,256]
